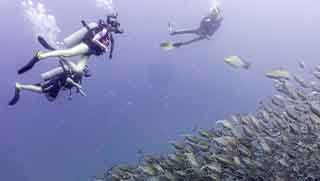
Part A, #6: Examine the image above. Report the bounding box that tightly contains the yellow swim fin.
[160,41,176,51]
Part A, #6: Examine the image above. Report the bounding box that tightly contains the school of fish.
[96,65,320,181]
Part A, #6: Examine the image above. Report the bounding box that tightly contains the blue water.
[1,0,320,180]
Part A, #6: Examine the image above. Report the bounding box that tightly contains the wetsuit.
[169,13,223,47]
[198,15,223,37]
[41,71,83,101]
[18,20,122,75]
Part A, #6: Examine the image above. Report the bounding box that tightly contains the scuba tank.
[41,67,65,81]
[41,63,70,81]
[63,22,98,48]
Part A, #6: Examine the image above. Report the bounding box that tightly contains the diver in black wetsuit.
[169,7,223,48]
[9,59,91,106]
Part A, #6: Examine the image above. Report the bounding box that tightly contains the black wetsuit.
[169,14,223,47]
[41,72,83,101]
[198,15,223,37]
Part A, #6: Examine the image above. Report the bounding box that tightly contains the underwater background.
[1,0,320,180]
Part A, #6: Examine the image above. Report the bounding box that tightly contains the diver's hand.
[109,54,113,59]
[74,83,86,96]
[100,44,108,51]
[93,39,109,52]
[78,88,86,97]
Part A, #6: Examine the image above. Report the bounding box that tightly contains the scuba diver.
[18,14,124,75]
[162,7,223,49]
[9,57,91,106]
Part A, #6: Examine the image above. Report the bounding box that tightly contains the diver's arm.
[92,28,109,51]
[109,34,114,59]
[66,77,86,96]
[60,56,90,76]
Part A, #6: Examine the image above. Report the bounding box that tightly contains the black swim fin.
[8,86,20,106]
[37,36,56,50]
[17,54,40,74]
[18,37,55,75]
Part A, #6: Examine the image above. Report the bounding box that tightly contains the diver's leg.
[172,36,206,48]
[170,28,199,36]
[8,83,43,106]
[72,55,90,74]
[57,55,89,75]
[38,43,90,60]
[53,55,90,75]
[18,84,43,93]
[18,43,90,74]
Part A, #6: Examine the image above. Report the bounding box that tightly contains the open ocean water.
[1,0,320,180]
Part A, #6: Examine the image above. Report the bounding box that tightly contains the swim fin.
[37,36,55,50]
[17,53,40,74]
[8,84,21,106]
[18,36,55,74]
[160,41,176,51]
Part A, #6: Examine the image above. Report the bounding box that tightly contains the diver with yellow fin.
[18,14,124,75]
[161,7,223,50]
